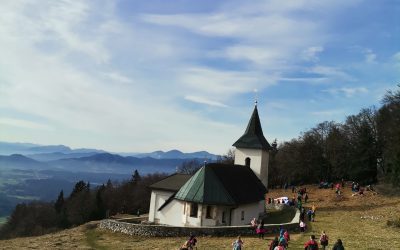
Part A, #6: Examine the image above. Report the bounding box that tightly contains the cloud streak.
[184,96,228,107]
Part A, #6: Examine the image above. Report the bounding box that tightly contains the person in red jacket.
[304,235,319,250]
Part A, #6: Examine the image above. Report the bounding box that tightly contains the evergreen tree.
[131,170,141,185]
[54,190,64,213]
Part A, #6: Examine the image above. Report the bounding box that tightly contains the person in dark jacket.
[332,239,345,250]
[304,235,318,250]
[268,236,279,250]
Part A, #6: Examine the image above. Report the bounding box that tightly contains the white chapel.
[148,104,271,227]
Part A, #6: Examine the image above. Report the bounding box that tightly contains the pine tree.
[54,190,64,213]
[131,170,141,185]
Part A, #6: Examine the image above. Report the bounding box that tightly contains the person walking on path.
[304,235,319,250]
[232,235,244,250]
[332,239,345,250]
[319,231,329,250]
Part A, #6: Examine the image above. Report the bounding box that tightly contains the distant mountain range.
[0,141,106,157]
[0,141,218,161]
[0,141,219,175]
[0,141,220,219]
[128,149,217,160]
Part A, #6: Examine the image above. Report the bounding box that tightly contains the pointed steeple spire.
[232,105,271,150]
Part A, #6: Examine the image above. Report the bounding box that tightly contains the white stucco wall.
[234,148,269,188]
[148,191,157,222]
[150,194,265,227]
[148,190,184,226]
[230,201,265,225]
[157,199,184,226]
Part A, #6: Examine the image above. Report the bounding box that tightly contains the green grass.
[85,224,108,250]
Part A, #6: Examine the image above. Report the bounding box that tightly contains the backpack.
[307,242,318,250]
[320,235,328,245]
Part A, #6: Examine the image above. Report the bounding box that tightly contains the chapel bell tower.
[233,102,271,188]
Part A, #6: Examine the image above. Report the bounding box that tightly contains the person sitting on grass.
[180,240,192,250]
[180,234,197,250]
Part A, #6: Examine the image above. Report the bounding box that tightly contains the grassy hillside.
[1,184,399,249]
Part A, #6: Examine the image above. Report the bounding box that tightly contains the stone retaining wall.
[99,209,300,237]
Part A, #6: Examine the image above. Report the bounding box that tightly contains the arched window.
[245,157,251,167]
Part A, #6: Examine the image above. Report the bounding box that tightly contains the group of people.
[268,227,290,250]
[180,232,345,250]
[298,203,317,233]
[180,183,350,250]
[303,233,345,250]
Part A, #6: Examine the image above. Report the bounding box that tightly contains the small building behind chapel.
[148,104,271,227]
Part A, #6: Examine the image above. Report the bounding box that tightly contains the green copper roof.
[174,163,267,206]
[149,173,191,192]
[233,105,271,150]
[174,165,235,205]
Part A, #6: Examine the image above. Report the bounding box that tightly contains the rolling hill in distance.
[0,141,218,220]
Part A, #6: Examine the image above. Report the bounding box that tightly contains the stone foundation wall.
[99,209,300,237]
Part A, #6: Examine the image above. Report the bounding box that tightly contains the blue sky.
[0,0,399,154]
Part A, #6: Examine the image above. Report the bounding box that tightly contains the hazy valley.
[0,141,218,222]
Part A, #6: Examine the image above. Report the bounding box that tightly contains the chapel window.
[190,203,198,217]
[245,157,251,167]
[206,206,212,219]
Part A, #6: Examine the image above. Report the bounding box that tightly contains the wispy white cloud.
[179,67,268,97]
[310,109,345,117]
[323,87,368,97]
[0,117,52,130]
[279,77,328,84]
[184,95,227,107]
[102,72,133,84]
[302,46,324,62]
[308,66,354,81]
